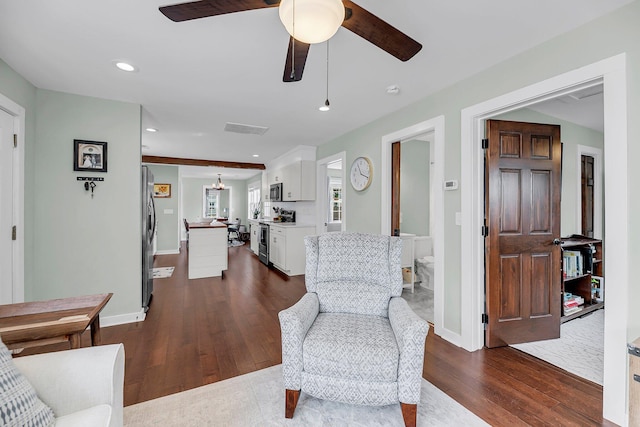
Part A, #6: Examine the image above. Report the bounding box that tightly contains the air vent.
[224,122,269,135]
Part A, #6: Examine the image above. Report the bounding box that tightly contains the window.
[248,186,261,219]
[203,186,219,218]
[328,177,342,223]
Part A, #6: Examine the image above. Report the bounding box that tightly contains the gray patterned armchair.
[278,232,430,426]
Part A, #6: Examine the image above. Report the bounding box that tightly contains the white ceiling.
[0,0,624,174]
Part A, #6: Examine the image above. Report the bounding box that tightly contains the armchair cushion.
[316,281,391,317]
[303,313,398,382]
[0,340,55,427]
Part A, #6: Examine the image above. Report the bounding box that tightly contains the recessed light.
[252,154,259,158]
[114,61,138,72]
[145,128,158,133]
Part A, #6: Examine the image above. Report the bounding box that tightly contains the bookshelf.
[560,235,604,323]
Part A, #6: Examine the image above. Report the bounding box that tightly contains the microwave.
[270,183,283,201]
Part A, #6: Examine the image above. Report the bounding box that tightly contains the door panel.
[485,120,562,348]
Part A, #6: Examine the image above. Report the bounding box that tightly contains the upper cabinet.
[282,160,315,201]
[267,160,315,201]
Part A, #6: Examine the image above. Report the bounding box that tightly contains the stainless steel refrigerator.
[142,165,156,312]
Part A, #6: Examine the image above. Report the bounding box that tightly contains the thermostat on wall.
[444,180,458,191]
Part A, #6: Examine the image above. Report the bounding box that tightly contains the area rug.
[511,308,604,385]
[152,267,174,279]
[124,365,488,426]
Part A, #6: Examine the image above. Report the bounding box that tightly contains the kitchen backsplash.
[265,201,315,225]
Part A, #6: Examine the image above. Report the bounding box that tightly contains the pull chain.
[290,0,296,80]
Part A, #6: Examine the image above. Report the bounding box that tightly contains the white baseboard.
[435,325,464,349]
[101,309,146,327]
[155,249,180,255]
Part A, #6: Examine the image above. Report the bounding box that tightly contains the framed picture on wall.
[74,139,107,172]
[153,183,171,198]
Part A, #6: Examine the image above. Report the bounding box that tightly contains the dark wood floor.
[25,243,615,425]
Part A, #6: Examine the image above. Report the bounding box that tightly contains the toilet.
[414,236,434,290]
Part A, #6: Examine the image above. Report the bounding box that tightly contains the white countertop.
[268,222,315,228]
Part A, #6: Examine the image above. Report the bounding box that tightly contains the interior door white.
[0,108,14,304]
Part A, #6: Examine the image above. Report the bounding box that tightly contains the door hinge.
[481,138,489,149]
[13,134,17,148]
[481,313,489,324]
[481,225,489,237]
[11,225,16,241]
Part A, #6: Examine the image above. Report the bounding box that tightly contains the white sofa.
[13,343,125,427]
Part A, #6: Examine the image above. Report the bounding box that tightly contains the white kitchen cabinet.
[269,226,286,269]
[282,160,316,201]
[269,225,315,275]
[250,221,259,254]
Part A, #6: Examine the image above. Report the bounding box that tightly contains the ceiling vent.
[224,122,269,136]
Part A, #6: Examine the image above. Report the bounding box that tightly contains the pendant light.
[319,40,331,112]
[214,174,225,190]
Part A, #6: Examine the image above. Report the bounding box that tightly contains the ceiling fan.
[159,0,422,82]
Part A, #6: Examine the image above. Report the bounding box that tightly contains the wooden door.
[391,141,401,236]
[485,120,562,348]
[581,155,595,238]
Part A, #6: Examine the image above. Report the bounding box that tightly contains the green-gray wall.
[317,0,640,338]
[495,108,604,237]
[148,164,180,253]
[0,63,142,318]
[33,89,141,317]
[400,139,430,236]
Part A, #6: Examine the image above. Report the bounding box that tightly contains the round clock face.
[350,157,373,191]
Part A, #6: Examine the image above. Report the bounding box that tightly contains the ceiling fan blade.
[341,1,422,62]
[159,0,280,22]
[283,37,310,82]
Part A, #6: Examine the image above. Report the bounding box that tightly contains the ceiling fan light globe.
[279,0,345,44]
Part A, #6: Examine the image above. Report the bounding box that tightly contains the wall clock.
[350,156,373,191]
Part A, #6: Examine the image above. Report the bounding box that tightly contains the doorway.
[461,54,628,424]
[381,116,447,339]
[0,92,25,304]
[390,134,435,323]
[316,152,346,234]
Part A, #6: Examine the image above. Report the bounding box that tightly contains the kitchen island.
[187,221,228,279]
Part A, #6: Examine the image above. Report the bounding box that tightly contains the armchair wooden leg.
[285,389,300,418]
[400,402,417,427]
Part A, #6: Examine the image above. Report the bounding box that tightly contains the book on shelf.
[564,305,583,315]
[563,250,584,278]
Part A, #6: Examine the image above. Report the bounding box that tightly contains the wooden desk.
[0,293,112,350]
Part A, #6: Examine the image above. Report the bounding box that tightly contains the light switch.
[455,212,461,226]
[164,209,174,214]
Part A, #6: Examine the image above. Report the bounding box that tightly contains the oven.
[258,223,270,265]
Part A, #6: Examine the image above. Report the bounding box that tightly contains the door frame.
[576,144,603,239]
[0,92,25,303]
[381,116,447,340]
[461,53,628,424]
[316,151,346,233]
